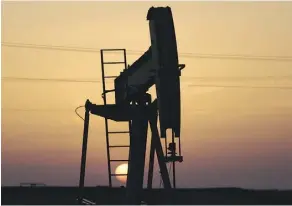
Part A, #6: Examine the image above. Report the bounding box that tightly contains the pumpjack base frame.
[77,99,179,205]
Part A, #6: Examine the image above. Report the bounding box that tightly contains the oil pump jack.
[77,6,185,205]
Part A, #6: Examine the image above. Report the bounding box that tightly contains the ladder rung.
[102,89,115,95]
[110,160,129,162]
[111,174,127,176]
[103,61,125,64]
[101,49,125,52]
[109,145,130,148]
[108,131,129,134]
[104,76,118,79]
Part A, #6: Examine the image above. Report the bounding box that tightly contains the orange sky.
[1,1,292,189]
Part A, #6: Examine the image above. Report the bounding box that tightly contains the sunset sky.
[1,1,292,189]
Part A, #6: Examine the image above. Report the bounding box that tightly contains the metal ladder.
[100,49,131,187]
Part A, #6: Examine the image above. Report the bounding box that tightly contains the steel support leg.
[78,106,90,204]
[147,129,155,189]
[126,106,148,205]
[148,111,172,189]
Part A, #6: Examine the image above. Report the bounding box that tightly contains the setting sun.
[115,163,128,184]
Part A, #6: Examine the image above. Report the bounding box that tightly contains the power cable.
[3,106,292,113]
[2,107,87,118]
[1,77,100,83]
[2,42,292,61]
[1,42,142,55]
[2,76,292,90]
[75,105,85,121]
[188,84,292,90]
[2,76,292,89]
[2,108,72,112]
[3,75,292,82]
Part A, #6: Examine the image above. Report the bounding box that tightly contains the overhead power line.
[188,84,292,90]
[2,42,292,62]
[1,42,141,54]
[2,76,292,90]
[2,75,292,82]
[184,75,292,80]
[1,76,100,83]
[3,107,292,113]
[2,108,73,112]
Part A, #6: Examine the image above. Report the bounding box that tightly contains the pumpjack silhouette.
[77,6,186,205]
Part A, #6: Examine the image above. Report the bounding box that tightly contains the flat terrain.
[2,186,292,205]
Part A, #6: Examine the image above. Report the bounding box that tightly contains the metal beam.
[148,103,172,189]
[126,106,149,204]
[78,106,90,204]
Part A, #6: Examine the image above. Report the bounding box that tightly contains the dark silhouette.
[3,6,291,206]
[2,186,292,205]
[77,6,185,204]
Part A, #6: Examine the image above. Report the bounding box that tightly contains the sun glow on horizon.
[115,163,128,184]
